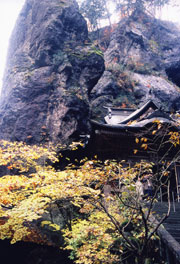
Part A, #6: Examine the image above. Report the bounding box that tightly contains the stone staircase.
[154,202,180,243]
[153,202,180,263]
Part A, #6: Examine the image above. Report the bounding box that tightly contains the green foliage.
[52,50,65,65]
[69,44,103,59]
[89,45,104,57]
[149,39,159,54]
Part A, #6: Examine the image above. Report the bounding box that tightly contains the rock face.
[90,11,180,118]
[1,4,180,143]
[0,0,104,143]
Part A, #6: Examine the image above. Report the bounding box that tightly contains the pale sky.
[0,0,25,90]
[0,1,180,91]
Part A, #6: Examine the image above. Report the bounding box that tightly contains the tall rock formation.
[1,3,180,144]
[90,11,180,119]
[0,0,104,143]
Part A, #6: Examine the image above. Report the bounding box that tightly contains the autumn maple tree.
[62,160,169,264]
[0,117,180,264]
[62,119,180,264]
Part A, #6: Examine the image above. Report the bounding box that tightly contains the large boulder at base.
[90,11,180,118]
[0,0,104,143]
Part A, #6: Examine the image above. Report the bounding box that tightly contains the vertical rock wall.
[0,0,104,143]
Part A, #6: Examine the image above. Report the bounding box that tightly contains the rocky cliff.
[90,11,180,119]
[0,0,104,143]
[0,1,180,144]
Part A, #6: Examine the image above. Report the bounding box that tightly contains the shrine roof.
[91,100,179,131]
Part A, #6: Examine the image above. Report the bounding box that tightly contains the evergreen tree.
[112,0,171,16]
[78,0,173,28]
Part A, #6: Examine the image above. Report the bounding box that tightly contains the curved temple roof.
[105,100,159,125]
[91,100,178,131]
